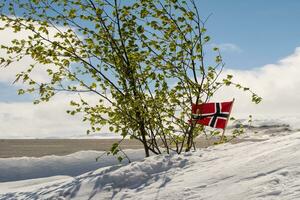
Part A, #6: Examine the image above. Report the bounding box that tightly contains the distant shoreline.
[0,138,264,158]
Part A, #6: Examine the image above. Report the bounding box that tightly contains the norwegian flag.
[191,100,234,129]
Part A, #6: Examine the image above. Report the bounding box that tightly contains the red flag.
[191,100,234,129]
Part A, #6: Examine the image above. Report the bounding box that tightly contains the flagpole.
[220,98,235,142]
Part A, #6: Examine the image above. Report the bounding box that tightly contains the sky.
[1,0,300,138]
[197,0,300,69]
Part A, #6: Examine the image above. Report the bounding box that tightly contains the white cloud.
[3,43,300,138]
[2,19,300,137]
[213,47,300,117]
[3,46,300,138]
[0,92,112,138]
[0,20,114,138]
[0,20,73,85]
[211,43,242,53]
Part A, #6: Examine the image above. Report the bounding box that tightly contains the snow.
[0,150,145,182]
[227,115,300,140]
[1,125,300,199]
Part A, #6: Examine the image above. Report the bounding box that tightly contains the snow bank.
[1,131,300,199]
[0,150,144,182]
[225,115,300,140]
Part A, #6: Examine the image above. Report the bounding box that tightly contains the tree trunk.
[140,122,150,157]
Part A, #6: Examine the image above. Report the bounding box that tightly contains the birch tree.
[0,0,261,157]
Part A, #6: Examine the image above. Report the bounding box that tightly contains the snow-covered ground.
[1,119,300,200]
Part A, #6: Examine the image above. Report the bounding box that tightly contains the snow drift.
[0,150,145,182]
[1,130,300,199]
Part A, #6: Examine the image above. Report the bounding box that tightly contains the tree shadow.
[88,156,188,199]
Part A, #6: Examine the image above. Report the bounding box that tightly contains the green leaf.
[117,156,123,162]
[109,126,114,132]
[137,26,144,34]
[204,36,210,42]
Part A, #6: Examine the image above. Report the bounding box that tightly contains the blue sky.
[197,0,300,69]
[1,0,300,138]
[3,0,299,99]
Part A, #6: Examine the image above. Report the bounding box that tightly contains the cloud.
[3,46,300,137]
[0,19,114,138]
[0,92,113,138]
[211,43,242,53]
[213,47,300,117]
[0,20,73,85]
[0,95,84,138]
[2,19,300,138]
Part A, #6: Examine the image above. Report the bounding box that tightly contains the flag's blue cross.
[209,103,229,127]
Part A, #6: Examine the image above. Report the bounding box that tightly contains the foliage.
[0,0,261,157]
